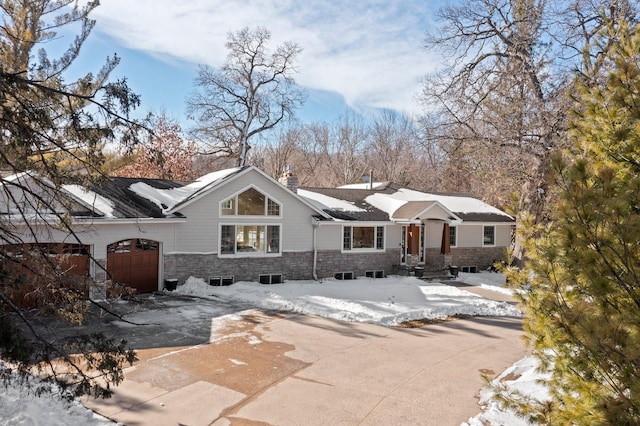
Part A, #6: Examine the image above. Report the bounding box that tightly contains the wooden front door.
[107,239,159,294]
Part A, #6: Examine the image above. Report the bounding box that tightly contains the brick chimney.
[279,165,298,193]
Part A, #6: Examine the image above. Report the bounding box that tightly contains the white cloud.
[87,0,441,116]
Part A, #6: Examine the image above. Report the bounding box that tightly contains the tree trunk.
[513,154,551,264]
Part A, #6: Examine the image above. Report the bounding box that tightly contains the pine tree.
[1,1,140,398]
[507,16,640,424]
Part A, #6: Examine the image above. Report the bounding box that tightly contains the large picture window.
[221,187,281,216]
[343,226,384,251]
[220,224,281,255]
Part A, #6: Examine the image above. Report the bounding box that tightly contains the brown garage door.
[1,243,90,308]
[107,239,159,294]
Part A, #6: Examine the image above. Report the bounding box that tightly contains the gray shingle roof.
[89,177,186,218]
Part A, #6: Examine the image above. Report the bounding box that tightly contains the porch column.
[440,223,451,254]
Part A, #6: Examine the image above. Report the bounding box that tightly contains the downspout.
[312,218,319,281]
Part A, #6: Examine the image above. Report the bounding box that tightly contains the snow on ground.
[0,365,115,426]
[175,274,522,325]
[1,272,548,425]
[463,356,551,426]
[459,271,516,296]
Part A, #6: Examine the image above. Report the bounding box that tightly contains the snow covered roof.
[62,185,116,218]
[374,189,513,222]
[337,181,389,190]
[297,189,366,213]
[0,172,99,218]
[298,187,392,221]
[4,168,512,224]
[63,167,246,219]
[127,167,242,214]
[300,185,513,223]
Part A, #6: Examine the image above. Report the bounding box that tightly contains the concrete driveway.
[81,297,527,426]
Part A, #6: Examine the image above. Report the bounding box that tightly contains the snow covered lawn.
[2,272,550,425]
[174,273,522,325]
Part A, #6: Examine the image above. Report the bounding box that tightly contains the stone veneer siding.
[425,247,508,269]
[164,252,314,284]
[315,249,400,279]
[164,249,401,284]
[93,258,107,282]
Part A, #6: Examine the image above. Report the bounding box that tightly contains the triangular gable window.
[221,187,280,216]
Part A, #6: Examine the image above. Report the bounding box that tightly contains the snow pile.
[177,275,521,326]
[128,167,240,212]
[463,356,551,426]
[459,271,515,296]
[297,188,366,212]
[63,184,116,218]
[0,367,115,425]
[391,188,512,217]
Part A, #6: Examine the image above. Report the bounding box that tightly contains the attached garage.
[0,243,90,308]
[0,243,90,276]
[107,239,160,294]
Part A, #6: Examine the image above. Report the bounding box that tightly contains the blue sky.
[67,1,445,124]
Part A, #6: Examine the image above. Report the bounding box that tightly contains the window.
[267,199,280,216]
[220,225,235,254]
[238,188,265,215]
[108,239,132,253]
[220,224,280,255]
[343,226,384,251]
[343,226,352,250]
[376,227,385,250]
[483,226,495,246]
[267,225,280,253]
[353,227,375,249]
[221,199,235,216]
[136,239,158,251]
[220,187,281,216]
[449,226,457,247]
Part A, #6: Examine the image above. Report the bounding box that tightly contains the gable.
[171,167,329,219]
[391,201,460,222]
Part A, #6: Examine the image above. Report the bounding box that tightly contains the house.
[298,181,514,276]
[0,166,514,295]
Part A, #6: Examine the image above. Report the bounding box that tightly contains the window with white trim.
[343,226,384,251]
[221,199,234,215]
[221,187,281,216]
[449,226,457,247]
[220,224,281,255]
[483,226,495,246]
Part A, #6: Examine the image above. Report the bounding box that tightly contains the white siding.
[425,221,445,248]
[315,224,341,250]
[457,224,483,247]
[496,224,514,247]
[423,221,513,249]
[386,223,403,250]
[88,222,178,258]
[172,169,319,253]
[456,223,512,248]
[6,221,179,259]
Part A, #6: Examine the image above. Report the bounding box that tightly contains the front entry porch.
[401,221,454,269]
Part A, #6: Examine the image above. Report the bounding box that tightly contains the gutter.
[312,217,319,281]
